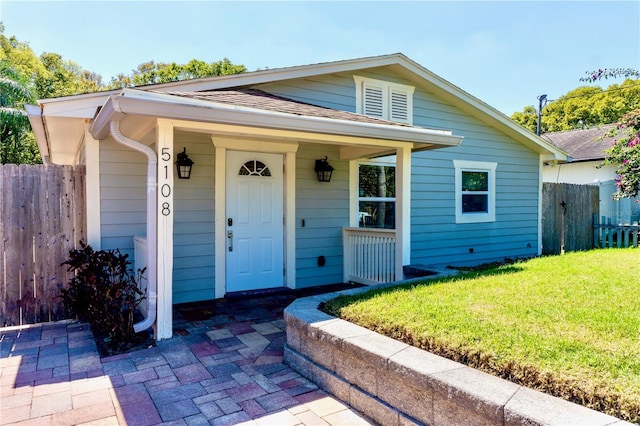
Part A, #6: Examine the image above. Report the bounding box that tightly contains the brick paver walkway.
[0,286,373,425]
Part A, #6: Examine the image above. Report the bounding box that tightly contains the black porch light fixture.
[314,156,334,182]
[176,147,194,179]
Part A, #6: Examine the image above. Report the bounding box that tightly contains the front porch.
[82,89,462,340]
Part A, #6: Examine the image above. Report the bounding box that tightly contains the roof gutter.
[108,121,158,334]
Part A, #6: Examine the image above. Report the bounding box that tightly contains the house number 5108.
[160,147,172,217]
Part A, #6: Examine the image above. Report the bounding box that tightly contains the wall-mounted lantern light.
[314,156,334,182]
[176,147,194,179]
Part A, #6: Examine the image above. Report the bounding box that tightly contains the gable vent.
[354,75,414,125]
[364,86,384,118]
[390,90,409,122]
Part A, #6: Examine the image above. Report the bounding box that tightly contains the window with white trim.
[453,160,497,223]
[354,76,415,124]
[358,162,396,229]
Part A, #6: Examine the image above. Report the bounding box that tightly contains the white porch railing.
[133,236,149,313]
[343,227,397,285]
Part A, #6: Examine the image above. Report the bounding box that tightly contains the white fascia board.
[393,58,569,161]
[26,104,50,160]
[135,54,405,93]
[91,90,464,148]
[38,90,117,118]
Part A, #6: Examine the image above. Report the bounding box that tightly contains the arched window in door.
[238,160,271,177]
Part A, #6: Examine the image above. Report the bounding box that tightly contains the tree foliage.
[601,109,640,200]
[580,68,640,83]
[107,58,246,89]
[0,22,246,163]
[511,79,640,134]
[0,60,41,164]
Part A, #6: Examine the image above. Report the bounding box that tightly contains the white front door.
[225,151,284,292]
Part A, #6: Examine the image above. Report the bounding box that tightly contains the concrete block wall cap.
[334,286,375,297]
[504,386,633,426]
[307,318,341,340]
[314,317,371,343]
[285,296,326,312]
[389,345,466,380]
[430,364,520,407]
[284,305,335,325]
[343,333,409,369]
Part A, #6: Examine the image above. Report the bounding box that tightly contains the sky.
[1,1,639,116]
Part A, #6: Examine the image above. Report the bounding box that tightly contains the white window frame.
[354,76,415,125]
[453,160,497,224]
[356,157,397,229]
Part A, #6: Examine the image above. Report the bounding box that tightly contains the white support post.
[285,151,296,289]
[214,144,226,298]
[395,146,411,279]
[156,120,174,339]
[83,124,101,249]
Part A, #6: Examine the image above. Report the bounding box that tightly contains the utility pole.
[537,94,547,136]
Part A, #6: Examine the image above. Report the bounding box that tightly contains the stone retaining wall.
[283,289,629,426]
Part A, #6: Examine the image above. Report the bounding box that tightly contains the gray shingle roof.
[158,88,415,128]
[541,124,619,162]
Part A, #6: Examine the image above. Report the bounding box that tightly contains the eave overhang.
[25,104,50,162]
[90,89,463,153]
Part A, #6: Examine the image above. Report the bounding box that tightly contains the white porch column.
[213,144,226,298]
[284,151,296,289]
[83,124,101,249]
[395,146,411,278]
[156,120,174,339]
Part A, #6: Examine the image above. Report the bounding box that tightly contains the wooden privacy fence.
[542,183,599,255]
[593,215,640,248]
[0,164,86,327]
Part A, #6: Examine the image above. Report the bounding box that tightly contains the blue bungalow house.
[27,53,567,339]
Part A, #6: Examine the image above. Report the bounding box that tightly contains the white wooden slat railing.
[343,227,397,285]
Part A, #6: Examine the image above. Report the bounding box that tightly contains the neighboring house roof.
[27,53,568,164]
[542,124,617,162]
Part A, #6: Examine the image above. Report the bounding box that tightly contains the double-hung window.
[453,160,497,223]
[354,76,414,124]
[358,163,396,229]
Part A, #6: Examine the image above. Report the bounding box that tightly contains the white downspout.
[109,121,158,333]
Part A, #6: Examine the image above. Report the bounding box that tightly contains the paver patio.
[0,285,373,425]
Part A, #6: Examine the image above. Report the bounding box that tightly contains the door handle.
[227,231,233,252]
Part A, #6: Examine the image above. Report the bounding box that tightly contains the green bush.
[59,242,146,344]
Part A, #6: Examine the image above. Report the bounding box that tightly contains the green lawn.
[322,249,640,422]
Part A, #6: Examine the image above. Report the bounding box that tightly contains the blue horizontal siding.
[294,143,349,287]
[262,67,542,269]
[172,132,215,303]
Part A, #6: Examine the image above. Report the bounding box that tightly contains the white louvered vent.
[354,76,414,124]
[390,90,409,122]
[364,86,384,118]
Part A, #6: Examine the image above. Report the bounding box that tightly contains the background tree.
[107,58,246,88]
[35,52,103,98]
[511,79,640,134]
[510,105,538,132]
[581,67,640,200]
[0,23,246,163]
[601,109,640,199]
[0,60,40,163]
